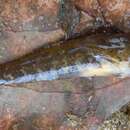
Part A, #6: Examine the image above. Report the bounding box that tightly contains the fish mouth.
[80,55,130,78]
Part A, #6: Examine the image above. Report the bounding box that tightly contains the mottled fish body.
[0,33,130,84]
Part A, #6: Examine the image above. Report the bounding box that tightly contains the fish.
[0,32,130,84]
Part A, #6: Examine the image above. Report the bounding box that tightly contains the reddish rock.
[0,0,60,32]
[0,0,129,64]
[0,0,66,64]
[99,0,130,32]
[0,77,130,129]
[0,0,79,63]
[74,0,130,32]
[0,30,64,64]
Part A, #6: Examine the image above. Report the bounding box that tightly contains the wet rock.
[99,0,130,32]
[0,0,66,64]
[0,77,130,129]
[0,0,129,64]
[0,0,60,32]
[0,0,85,63]
[0,30,64,64]
[31,113,62,130]
[74,0,104,21]
[74,0,130,32]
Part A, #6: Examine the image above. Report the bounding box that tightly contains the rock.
[99,0,130,32]
[0,30,64,64]
[0,0,60,32]
[0,77,130,129]
[0,0,129,64]
[73,0,130,32]
[0,0,66,64]
[0,0,92,64]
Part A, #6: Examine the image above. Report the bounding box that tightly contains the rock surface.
[74,0,130,32]
[0,0,130,64]
[0,77,130,129]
